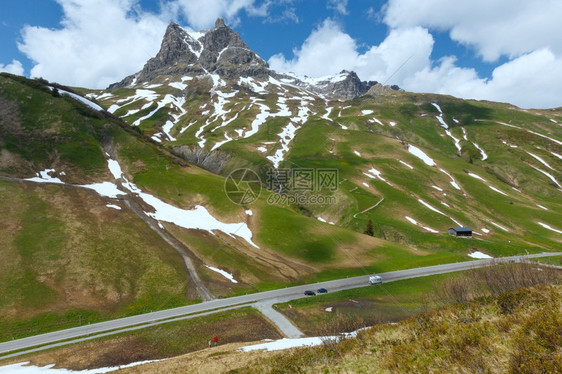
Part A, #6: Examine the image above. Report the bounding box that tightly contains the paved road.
[254,300,304,338]
[1,252,560,358]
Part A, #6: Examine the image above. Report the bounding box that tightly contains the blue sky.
[1,0,561,108]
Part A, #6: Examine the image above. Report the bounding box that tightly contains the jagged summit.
[109,19,269,88]
[214,18,226,28]
[108,19,377,99]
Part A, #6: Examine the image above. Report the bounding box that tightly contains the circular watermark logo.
[224,168,262,205]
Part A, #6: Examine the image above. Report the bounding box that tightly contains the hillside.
[0,72,453,339]
[0,18,561,343]
[79,283,559,373]
[86,19,562,257]
[238,284,562,373]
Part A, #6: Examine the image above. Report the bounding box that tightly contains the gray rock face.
[108,19,380,100]
[109,19,269,88]
[271,70,377,100]
[318,71,377,99]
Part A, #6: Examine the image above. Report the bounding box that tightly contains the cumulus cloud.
[383,0,562,107]
[408,49,562,109]
[265,7,299,24]
[172,0,267,30]
[0,60,24,75]
[269,19,359,77]
[269,19,433,83]
[269,3,562,108]
[383,0,562,62]
[16,0,269,88]
[354,27,433,84]
[18,0,169,89]
[14,0,562,108]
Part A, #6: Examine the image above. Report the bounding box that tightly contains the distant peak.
[215,18,226,28]
[166,22,182,32]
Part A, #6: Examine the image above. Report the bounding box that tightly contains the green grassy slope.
[1,74,473,339]
[1,72,560,340]
[91,75,561,258]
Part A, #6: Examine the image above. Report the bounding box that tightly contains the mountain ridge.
[109,19,379,100]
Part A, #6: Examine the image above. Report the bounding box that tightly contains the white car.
[369,275,382,285]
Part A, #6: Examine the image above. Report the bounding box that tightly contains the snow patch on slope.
[537,222,562,234]
[399,160,414,169]
[55,88,103,111]
[205,265,238,283]
[469,251,492,259]
[267,98,311,168]
[530,165,561,188]
[439,169,461,190]
[527,152,554,170]
[25,169,64,184]
[240,329,367,352]
[418,199,462,226]
[0,360,158,374]
[408,145,435,166]
[405,216,438,233]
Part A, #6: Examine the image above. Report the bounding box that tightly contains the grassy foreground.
[232,284,562,374]
[107,263,561,373]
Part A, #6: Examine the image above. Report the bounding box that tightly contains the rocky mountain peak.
[215,18,226,28]
[108,20,378,99]
[272,70,377,99]
[156,22,199,66]
[334,71,377,98]
[109,19,269,88]
[198,18,267,77]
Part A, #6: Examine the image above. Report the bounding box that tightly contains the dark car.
[304,290,316,296]
[317,288,328,294]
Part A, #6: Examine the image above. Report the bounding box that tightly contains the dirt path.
[353,197,384,218]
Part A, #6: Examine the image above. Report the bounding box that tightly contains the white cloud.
[0,60,24,75]
[269,10,562,108]
[382,0,562,107]
[383,0,562,62]
[265,7,299,24]
[269,19,359,77]
[404,56,485,96]
[354,27,433,84]
[414,49,562,109]
[172,0,265,30]
[327,0,348,15]
[16,0,269,88]
[269,19,433,84]
[13,0,562,108]
[18,0,169,89]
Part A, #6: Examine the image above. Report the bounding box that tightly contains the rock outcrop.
[316,70,377,99]
[109,19,380,100]
[110,19,269,88]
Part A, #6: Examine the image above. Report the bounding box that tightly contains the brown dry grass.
[230,284,562,374]
[4,307,282,371]
[166,221,316,286]
[114,342,281,374]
